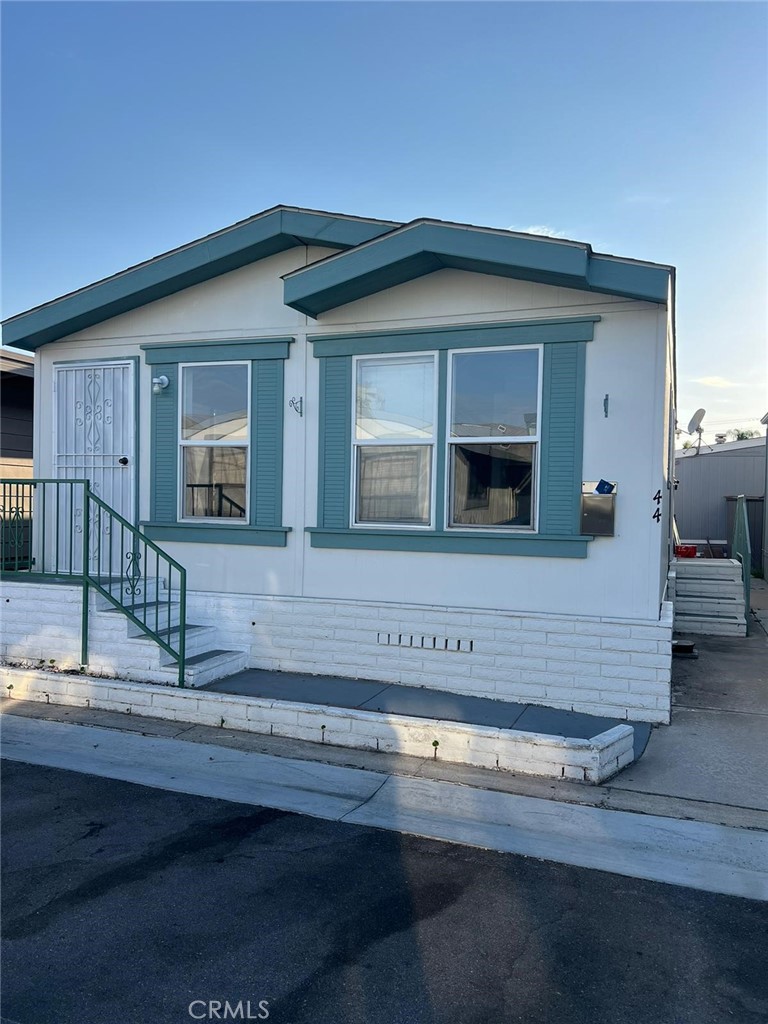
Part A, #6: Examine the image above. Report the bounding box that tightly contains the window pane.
[451,349,539,438]
[450,443,534,528]
[182,365,248,441]
[183,447,247,518]
[356,357,434,440]
[356,446,432,525]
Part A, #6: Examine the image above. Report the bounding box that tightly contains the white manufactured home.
[1,206,677,736]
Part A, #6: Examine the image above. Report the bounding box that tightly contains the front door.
[54,361,136,573]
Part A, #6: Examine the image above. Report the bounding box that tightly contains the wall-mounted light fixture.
[152,375,169,395]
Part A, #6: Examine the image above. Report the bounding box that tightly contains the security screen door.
[53,362,136,573]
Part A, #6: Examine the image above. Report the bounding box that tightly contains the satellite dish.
[687,408,706,435]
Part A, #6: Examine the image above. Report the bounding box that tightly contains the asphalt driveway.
[2,760,767,1024]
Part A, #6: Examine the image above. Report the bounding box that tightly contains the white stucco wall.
[34,247,671,624]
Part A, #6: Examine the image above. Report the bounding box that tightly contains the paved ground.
[608,604,768,811]
[206,668,652,758]
[3,761,768,1024]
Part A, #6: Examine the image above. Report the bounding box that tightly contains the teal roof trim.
[3,208,398,351]
[283,221,671,316]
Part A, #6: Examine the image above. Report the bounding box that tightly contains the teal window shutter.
[251,359,284,527]
[318,355,352,528]
[150,362,178,523]
[538,341,586,535]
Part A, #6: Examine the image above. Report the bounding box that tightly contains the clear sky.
[2,1,766,440]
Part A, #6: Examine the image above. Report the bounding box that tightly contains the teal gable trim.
[142,338,293,364]
[4,207,398,351]
[307,529,591,558]
[284,221,671,316]
[142,524,290,547]
[312,317,597,358]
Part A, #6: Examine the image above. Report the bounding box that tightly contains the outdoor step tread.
[101,600,179,614]
[185,649,244,667]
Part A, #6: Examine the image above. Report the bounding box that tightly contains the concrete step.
[675,580,745,598]
[673,612,747,637]
[92,623,218,664]
[671,559,743,580]
[675,596,746,617]
[93,577,163,605]
[98,599,181,633]
[154,649,248,688]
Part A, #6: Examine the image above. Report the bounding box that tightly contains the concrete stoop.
[672,558,747,637]
[0,665,635,784]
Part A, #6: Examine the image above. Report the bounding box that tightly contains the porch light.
[152,374,169,395]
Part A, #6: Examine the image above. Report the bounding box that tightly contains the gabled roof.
[283,219,672,317]
[3,206,673,350]
[2,206,399,350]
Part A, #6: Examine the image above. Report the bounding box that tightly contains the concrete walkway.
[2,590,766,899]
[2,711,767,901]
[206,667,652,758]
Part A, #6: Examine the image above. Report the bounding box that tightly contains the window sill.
[306,528,592,557]
[141,523,291,547]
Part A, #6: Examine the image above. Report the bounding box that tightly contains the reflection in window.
[180,364,249,520]
[451,444,533,527]
[449,348,540,530]
[353,355,436,527]
[357,446,432,525]
[451,348,539,438]
[183,447,247,519]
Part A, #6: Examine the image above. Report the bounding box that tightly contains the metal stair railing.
[0,478,187,686]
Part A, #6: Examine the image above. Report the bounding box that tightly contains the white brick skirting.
[0,581,673,723]
[187,591,673,724]
[0,667,636,784]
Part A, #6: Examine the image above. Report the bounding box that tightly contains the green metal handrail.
[1,478,187,686]
[730,494,752,629]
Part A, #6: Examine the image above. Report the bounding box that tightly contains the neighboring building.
[1,206,677,724]
[0,349,34,478]
[675,436,766,571]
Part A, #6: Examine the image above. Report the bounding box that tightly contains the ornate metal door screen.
[54,362,135,574]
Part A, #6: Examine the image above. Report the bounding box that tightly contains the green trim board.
[312,317,597,358]
[307,529,591,558]
[142,338,293,364]
[3,207,398,351]
[284,221,672,317]
[142,524,290,547]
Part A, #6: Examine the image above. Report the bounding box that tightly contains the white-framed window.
[351,353,437,528]
[178,362,250,521]
[447,346,542,530]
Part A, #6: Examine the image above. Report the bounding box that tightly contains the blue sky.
[2,1,766,439]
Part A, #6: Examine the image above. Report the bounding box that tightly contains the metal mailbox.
[581,482,617,537]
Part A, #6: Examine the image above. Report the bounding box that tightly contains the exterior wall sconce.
[152,375,169,395]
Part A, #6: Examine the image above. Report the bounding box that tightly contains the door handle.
[118,457,129,466]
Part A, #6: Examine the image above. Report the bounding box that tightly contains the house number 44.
[652,490,663,523]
